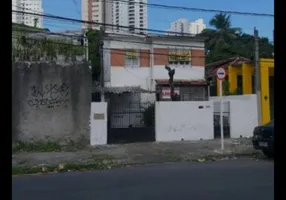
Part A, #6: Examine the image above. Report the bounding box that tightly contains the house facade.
[98,33,209,143]
[102,33,207,102]
[205,57,274,124]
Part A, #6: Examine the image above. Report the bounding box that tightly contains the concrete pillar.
[242,63,253,94]
[260,65,270,124]
[228,65,238,93]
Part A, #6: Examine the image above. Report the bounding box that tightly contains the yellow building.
[206,57,274,124]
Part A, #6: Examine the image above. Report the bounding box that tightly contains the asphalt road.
[12,158,274,200]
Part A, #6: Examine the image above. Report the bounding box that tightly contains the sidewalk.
[12,138,261,169]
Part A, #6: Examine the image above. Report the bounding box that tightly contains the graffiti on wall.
[27,83,70,108]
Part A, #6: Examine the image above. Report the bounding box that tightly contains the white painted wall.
[155,101,214,142]
[110,66,205,91]
[210,95,258,138]
[90,102,108,145]
[104,38,205,91]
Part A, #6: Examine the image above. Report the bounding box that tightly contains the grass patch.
[12,162,119,175]
[12,141,62,153]
[12,152,263,175]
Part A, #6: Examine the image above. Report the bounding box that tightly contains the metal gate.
[107,94,155,144]
[213,101,230,139]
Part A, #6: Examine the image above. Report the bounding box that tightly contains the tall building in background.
[165,18,190,36]
[166,18,206,36]
[12,0,44,28]
[189,19,206,35]
[82,0,148,34]
[81,0,112,30]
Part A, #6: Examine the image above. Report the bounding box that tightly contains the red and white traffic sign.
[216,67,226,80]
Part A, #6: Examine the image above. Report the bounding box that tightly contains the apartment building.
[189,19,207,35]
[166,18,206,36]
[82,0,147,34]
[102,33,207,101]
[12,0,43,28]
[165,18,190,36]
[81,0,112,29]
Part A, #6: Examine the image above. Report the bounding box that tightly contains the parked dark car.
[252,120,274,157]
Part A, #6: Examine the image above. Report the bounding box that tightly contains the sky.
[43,0,274,40]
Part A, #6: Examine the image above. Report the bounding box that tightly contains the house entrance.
[107,92,155,144]
[213,101,231,139]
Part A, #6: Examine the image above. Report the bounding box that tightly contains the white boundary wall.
[210,95,258,138]
[155,101,214,142]
[90,102,108,145]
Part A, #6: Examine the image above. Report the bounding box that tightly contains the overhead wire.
[12,10,274,41]
[12,27,273,52]
[10,10,204,36]
[12,35,274,63]
[111,0,274,17]
[50,0,274,17]
[12,8,273,63]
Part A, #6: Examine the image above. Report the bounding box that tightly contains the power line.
[12,4,56,16]
[12,10,197,36]
[71,0,81,17]
[12,35,205,59]
[57,0,273,17]
[104,0,274,17]
[10,28,234,50]
[12,27,274,51]
[12,28,204,48]
[12,36,274,63]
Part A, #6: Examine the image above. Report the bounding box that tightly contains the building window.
[125,49,139,68]
[168,48,192,67]
[180,86,207,101]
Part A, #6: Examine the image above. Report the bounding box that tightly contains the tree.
[200,13,274,63]
[86,29,101,81]
[201,13,241,62]
[165,65,179,101]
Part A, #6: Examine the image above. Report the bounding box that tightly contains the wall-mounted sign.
[162,87,180,99]
[125,49,138,58]
[94,113,105,120]
[168,50,192,62]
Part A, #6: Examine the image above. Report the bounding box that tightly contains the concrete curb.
[12,149,263,176]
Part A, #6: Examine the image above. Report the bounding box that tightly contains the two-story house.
[102,32,208,102]
[99,32,208,136]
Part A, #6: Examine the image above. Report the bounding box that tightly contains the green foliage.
[86,29,101,81]
[12,25,84,61]
[143,104,155,127]
[222,80,242,96]
[200,13,274,64]
[12,141,62,153]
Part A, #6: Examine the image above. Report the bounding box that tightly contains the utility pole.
[254,27,262,125]
[102,0,106,31]
[99,27,105,102]
[83,30,89,62]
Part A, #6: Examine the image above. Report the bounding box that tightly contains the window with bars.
[125,49,139,68]
[168,48,192,67]
[180,86,207,101]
